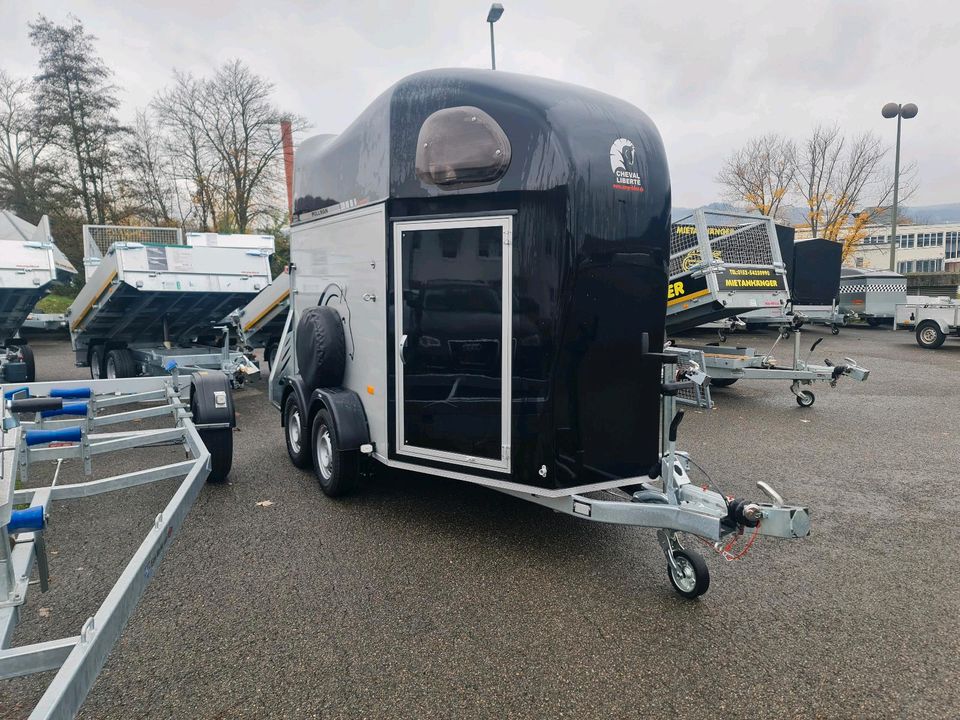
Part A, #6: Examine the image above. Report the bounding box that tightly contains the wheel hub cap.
[288,410,301,453]
[672,558,696,593]
[318,429,333,480]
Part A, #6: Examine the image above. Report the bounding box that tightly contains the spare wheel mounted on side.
[296,305,346,391]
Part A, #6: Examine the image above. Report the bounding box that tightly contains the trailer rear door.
[393,216,512,472]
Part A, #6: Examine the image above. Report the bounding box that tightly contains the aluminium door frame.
[392,215,513,473]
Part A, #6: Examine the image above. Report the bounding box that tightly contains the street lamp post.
[881,102,918,272]
[487,4,504,70]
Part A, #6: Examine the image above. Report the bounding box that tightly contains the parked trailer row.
[666,212,869,404]
[269,68,811,600]
[66,226,274,385]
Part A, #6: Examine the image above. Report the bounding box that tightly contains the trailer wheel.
[266,343,279,370]
[867,318,883,328]
[311,409,358,497]
[796,390,815,407]
[831,325,840,335]
[105,349,135,379]
[916,321,946,349]
[17,345,35,383]
[667,549,710,599]
[190,374,235,483]
[283,394,312,468]
[779,328,791,340]
[89,346,105,380]
[296,306,346,391]
[710,378,738,388]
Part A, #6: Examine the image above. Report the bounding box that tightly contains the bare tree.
[121,110,177,225]
[189,60,306,233]
[154,72,224,231]
[795,125,916,259]
[0,69,66,221]
[716,133,796,221]
[29,15,124,225]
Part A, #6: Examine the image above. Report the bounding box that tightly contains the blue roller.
[164,360,178,372]
[7,506,45,533]
[40,402,88,418]
[25,427,82,446]
[50,388,92,399]
[3,387,29,399]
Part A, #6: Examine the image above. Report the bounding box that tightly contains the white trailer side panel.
[291,204,387,454]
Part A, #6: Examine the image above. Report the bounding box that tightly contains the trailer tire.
[89,346,105,380]
[667,549,709,599]
[867,318,883,328]
[831,325,840,335]
[796,390,815,407]
[710,378,738,388]
[266,343,279,370]
[105,349,135,379]
[191,373,236,483]
[311,409,358,497]
[284,394,312,468]
[18,345,35,383]
[916,321,945,349]
[296,306,345,391]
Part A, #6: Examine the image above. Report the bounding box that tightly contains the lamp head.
[487,3,504,23]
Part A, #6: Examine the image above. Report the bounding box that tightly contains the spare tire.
[296,306,346,390]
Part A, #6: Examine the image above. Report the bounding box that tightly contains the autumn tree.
[716,133,796,221]
[29,15,123,225]
[795,124,916,261]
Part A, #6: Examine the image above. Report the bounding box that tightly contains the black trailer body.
[287,68,670,492]
[272,69,810,598]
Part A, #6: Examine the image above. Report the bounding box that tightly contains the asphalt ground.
[1,326,958,719]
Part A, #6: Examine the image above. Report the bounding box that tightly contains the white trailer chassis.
[0,375,230,719]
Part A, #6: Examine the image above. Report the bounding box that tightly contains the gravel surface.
[1,327,958,719]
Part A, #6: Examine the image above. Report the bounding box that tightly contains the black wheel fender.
[190,372,236,483]
[280,374,310,430]
[307,387,370,452]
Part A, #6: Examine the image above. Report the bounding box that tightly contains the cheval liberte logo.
[609,138,644,192]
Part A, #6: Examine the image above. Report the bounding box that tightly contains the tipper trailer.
[231,270,290,366]
[67,226,273,385]
[270,68,811,599]
[0,213,77,382]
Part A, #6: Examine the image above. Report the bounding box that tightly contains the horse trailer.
[270,68,810,599]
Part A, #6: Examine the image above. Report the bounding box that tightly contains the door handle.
[399,334,408,364]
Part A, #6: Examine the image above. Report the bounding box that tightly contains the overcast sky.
[3,0,958,207]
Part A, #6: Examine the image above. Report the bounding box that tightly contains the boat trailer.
[0,372,234,719]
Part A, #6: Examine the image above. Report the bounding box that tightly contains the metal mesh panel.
[669,215,702,277]
[664,347,713,409]
[709,221,773,266]
[83,225,183,259]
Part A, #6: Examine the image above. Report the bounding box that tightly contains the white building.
[842,223,960,273]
